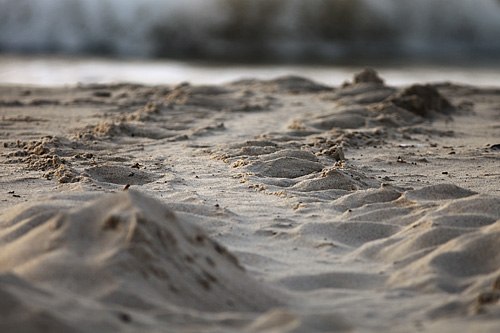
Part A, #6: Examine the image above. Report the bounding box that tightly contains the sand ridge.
[1,69,500,332]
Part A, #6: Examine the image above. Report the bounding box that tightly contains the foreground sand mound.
[0,191,281,317]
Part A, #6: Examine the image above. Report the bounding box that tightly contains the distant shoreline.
[1,54,500,88]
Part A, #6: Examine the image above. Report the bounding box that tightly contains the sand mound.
[388,224,500,291]
[353,67,385,85]
[386,84,455,117]
[243,149,324,179]
[232,75,332,94]
[219,139,379,199]
[0,191,282,316]
[403,184,477,202]
[302,106,370,130]
[330,184,403,211]
[338,185,500,296]
[245,157,324,179]
[290,168,365,192]
[292,69,449,139]
[167,82,273,112]
[326,68,397,104]
[263,75,333,93]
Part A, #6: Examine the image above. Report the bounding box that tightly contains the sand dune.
[1,69,500,332]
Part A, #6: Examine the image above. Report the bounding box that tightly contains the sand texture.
[1,69,500,332]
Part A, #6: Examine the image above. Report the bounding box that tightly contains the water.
[1,55,499,87]
[1,0,500,62]
[2,1,499,87]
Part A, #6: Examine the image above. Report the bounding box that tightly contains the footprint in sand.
[84,165,159,185]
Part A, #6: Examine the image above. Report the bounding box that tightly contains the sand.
[1,68,500,332]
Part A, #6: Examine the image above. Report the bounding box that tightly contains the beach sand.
[1,68,500,332]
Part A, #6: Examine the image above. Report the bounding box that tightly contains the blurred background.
[1,0,500,86]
